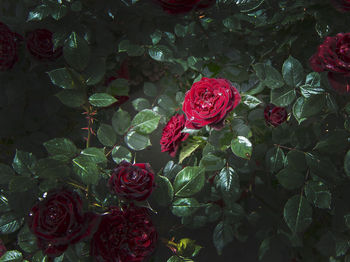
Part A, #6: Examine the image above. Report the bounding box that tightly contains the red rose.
[28,189,98,257]
[26,29,62,61]
[0,239,6,257]
[160,114,189,157]
[0,22,21,71]
[91,207,127,262]
[109,161,155,201]
[264,104,287,127]
[154,0,215,14]
[331,0,350,12]
[310,33,350,93]
[91,206,158,262]
[182,77,241,130]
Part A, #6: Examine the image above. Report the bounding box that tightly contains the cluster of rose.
[2,0,350,261]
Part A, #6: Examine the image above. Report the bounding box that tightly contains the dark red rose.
[160,114,189,157]
[310,33,350,93]
[0,238,6,257]
[91,205,158,262]
[26,29,62,61]
[0,22,21,71]
[182,77,241,130]
[264,104,287,127]
[154,0,215,14]
[331,0,350,12]
[109,161,155,201]
[121,206,158,262]
[28,189,98,257]
[91,207,127,262]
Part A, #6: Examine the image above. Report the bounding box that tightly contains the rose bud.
[264,104,288,127]
[26,29,62,61]
[154,0,215,14]
[109,161,155,201]
[182,77,241,130]
[160,114,189,157]
[310,33,350,93]
[28,189,99,257]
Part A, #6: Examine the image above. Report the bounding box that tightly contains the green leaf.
[276,168,304,190]
[305,72,321,87]
[231,136,252,159]
[97,124,116,147]
[205,204,222,223]
[112,109,131,136]
[224,202,245,224]
[167,256,186,262]
[173,167,205,197]
[292,97,307,124]
[9,176,36,193]
[43,138,77,160]
[213,221,234,255]
[282,56,303,87]
[171,198,200,217]
[83,57,106,86]
[325,93,338,113]
[81,147,107,165]
[72,155,99,185]
[27,5,50,21]
[0,250,23,262]
[283,195,312,233]
[34,158,70,179]
[157,94,177,113]
[132,98,151,111]
[63,32,90,71]
[179,140,201,164]
[150,30,162,45]
[200,154,226,172]
[0,213,22,234]
[118,40,144,56]
[215,166,240,202]
[143,82,158,97]
[89,93,117,107]
[175,24,187,37]
[301,95,326,119]
[111,146,132,164]
[265,147,285,173]
[12,150,36,176]
[286,150,307,172]
[47,68,76,89]
[163,161,182,180]
[151,175,174,206]
[300,85,325,98]
[242,95,262,109]
[305,181,331,209]
[314,130,349,154]
[0,164,15,185]
[55,89,86,108]
[32,251,48,262]
[51,4,68,20]
[131,109,161,134]
[253,63,284,89]
[0,195,10,213]
[149,45,173,62]
[271,87,296,107]
[344,150,350,177]
[125,131,151,151]
[108,78,130,96]
[17,225,37,253]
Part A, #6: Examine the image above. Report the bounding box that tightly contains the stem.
[273,144,305,154]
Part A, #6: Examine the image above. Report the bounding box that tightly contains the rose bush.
[153,0,215,14]
[28,189,98,256]
[0,22,21,71]
[91,205,157,262]
[26,29,62,61]
[109,161,155,201]
[160,114,189,157]
[264,104,288,127]
[331,0,350,12]
[182,77,241,130]
[310,32,350,93]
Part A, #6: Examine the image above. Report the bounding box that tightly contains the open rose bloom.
[310,33,350,93]
[331,0,350,12]
[0,22,22,71]
[183,77,241,130]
